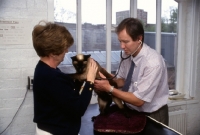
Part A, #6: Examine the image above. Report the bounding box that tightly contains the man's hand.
[94,72,111,93]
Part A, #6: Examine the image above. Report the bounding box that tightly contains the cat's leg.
[91,96,108,122]
[112,96,130,118]
[97,96,108,114]
[112,96,124,109]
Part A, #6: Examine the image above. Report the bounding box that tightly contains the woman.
[32,21,98,135]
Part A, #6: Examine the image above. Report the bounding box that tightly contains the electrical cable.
[0,89,28,135]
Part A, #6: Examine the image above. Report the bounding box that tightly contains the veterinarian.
[94,17,169,125]
[32,21,98,135]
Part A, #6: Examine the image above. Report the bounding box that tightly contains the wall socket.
[27,76,34,90]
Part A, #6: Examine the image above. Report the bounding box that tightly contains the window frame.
[52,0,199,99]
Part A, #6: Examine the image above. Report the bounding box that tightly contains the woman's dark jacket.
[33,60,93,135]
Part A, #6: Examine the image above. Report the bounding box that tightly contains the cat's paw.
[91,116,97,122]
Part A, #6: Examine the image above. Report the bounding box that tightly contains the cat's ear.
[71,55,76,60]
[85,54,91,59]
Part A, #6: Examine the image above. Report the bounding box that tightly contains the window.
[54,0,178,91]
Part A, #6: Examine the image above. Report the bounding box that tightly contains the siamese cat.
[69,54,128,117]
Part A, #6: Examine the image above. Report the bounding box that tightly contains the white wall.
[0,0,53,134]
[0,0,200,135]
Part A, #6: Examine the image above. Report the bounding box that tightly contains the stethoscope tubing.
[97,41,142,80]
[96,51,131,80]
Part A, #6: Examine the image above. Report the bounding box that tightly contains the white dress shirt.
[117,43,169,113]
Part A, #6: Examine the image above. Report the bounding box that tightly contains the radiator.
[169,110,187,135]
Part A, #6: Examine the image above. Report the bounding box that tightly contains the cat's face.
[71,54,91,73]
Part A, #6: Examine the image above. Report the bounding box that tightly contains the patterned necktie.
[122,61,135,92]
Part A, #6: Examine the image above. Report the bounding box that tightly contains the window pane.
[112,0,130,25]
[54,0,77,51]
[138,0,156,50]
[162,0,178,89]
[111,0,130,73]
[138,0,156,32]
[112,0,130,51]
[82,0,106,51]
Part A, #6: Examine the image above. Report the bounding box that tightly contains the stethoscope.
[98,40,143,80]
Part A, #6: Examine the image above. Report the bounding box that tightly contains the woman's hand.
[86,58,98,83]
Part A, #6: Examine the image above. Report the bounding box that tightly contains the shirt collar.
[131,43,147,66]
